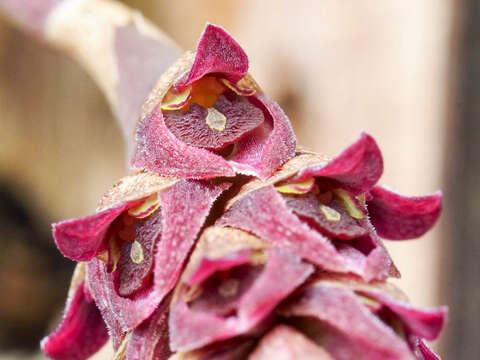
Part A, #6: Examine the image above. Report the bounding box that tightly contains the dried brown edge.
[225,152,329,210]
[67,262,86,299]
[97,171,179,212]
[307,273,409,302]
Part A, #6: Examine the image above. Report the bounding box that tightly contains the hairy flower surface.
[218,133,442,282]
[41,22,446,360]
[131,24,296,179]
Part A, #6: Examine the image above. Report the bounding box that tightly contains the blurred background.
[0,0,477,358]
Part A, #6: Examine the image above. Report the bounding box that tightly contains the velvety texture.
[131,24,296,180]
[118,210,162,296]
[175,24,248,89]
[169,249,313,351]
[53,202,134,261]
[163,95,264,149]
[86,180,230,336]
[41,282,108,360]
[217,186,394,281]
[367,186,442,240]
[294,133,383,194]
[279,284,413,360]
[125,297,172,360]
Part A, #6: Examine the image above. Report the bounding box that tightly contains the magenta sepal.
[41,282,108,360]
[86,180,230,336]
[367,186,442,240]
[218,186,395,281]
[125,297,172,360]
[364,291,447,341]
[169,248,313,352]
[175,23,248,90]
[279,283,413,360]
[294,133,383,194]
[53,202,137,261]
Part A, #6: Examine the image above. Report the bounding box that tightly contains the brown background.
[0,0,476,358]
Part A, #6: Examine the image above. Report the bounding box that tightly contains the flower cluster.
[42,24,446,360]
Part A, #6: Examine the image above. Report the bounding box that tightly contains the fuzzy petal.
[295,133,383,194]
[53,203,133,261]
[41,282,108,360]
[87,180,230,334]
[284,193,369,240]
[118,210,162,296]
[169,249,313,351]
[368,186,442,240]
[279,284,413,360]
[163,95,264,149]
[176,24,248,89]
[249,325,334,360]
[229,94,296,178]
[364,292,447,340]
[133,106,236,178]
[125,297,172,360]
[219,186,362,276]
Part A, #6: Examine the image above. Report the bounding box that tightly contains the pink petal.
[186,249,253,286]
[249,325,334,360]
[368,186,442,240]
[175,23,248,89]
[87,180,230,333]
[284,193,369,240]
[154,180,232,301]
[163,95,264,149]
[125,297,171,360]
[53,203,134,261]
[417,339,441,360]
[295,133,383,194]
[169,249,313,351]
[218,186,387,278]
[132,106,235,179]
[364,292,447,340]
[279,284,413,360]
[229,94,296,178]
[41,282,108,360]
[117,210,162,296]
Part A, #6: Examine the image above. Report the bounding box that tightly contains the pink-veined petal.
[117,210,162,296]
[163,95,264,150]
[368,186,442,240]
[41,282,108,360]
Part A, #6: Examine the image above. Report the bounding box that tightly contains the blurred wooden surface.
[0,0,459,357]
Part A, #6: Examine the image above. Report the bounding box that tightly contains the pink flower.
[131,24,296,179]
[42,173,230,359]
[166,227,446,360]
[218,133,442,281]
